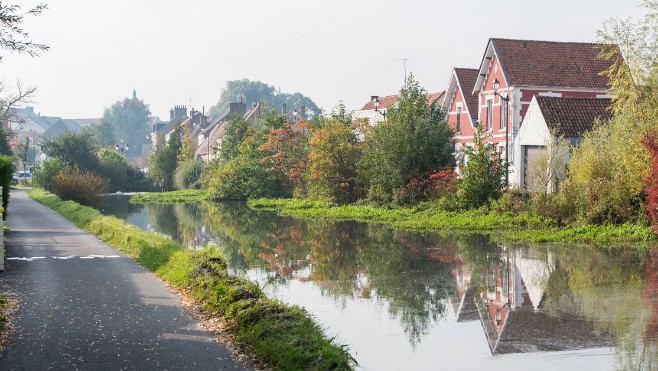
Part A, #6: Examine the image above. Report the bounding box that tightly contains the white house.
[514,95,612,190]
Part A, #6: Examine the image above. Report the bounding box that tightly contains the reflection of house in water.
[451,247,613,354]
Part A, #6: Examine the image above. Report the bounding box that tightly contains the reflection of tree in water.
[100,195,144,219]
[204,202,310,273]
[541,245,654,369]
[356,227,456,347]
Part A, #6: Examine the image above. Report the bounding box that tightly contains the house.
[42,118,81,139]
[515,96,612,191]
[352,91,446,126]
[194,101,265,164]
[449,38,618,187]
[442,68,480,173]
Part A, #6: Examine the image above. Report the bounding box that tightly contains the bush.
[490,190,529,214]
[125,166,155,192]
[51,168,109,208]
[207,155,286,200]
[174,158,203,190]
[34,158,68,192]
[0,155,14,219]
[396,169,458,204]
[97,149,128,192]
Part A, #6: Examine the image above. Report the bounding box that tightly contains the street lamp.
[492,78,510,185]
[370,96,386,118]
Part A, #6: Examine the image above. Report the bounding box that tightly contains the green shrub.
[51,168,109,208]
[174,158,203,190]
[97,149,128,192]
[490,190,529,214]
[0,155,14,218]
[34,158,68,192]
[207,155,286,200]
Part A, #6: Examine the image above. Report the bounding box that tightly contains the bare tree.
[0,2,48,61]
[0,79,36,128]
[525,130,571,195]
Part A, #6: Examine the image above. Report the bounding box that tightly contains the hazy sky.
[0,0,649,119]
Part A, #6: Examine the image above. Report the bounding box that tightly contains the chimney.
[282,103,287,115]
[229,100,246,116]
[170,108,175,120]
[300,105,306,120]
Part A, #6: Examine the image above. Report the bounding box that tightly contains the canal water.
[101,196,658,370]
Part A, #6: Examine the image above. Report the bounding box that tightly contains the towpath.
[0,189,251,370]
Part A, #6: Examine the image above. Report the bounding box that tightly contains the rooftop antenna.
[396,58,409,86]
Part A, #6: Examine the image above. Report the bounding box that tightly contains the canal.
[101,196,658,370]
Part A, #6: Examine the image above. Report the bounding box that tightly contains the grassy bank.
[130,189,208,204]
[248,198,655,244]
[30,189,356,370]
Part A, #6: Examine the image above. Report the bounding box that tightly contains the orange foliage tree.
[258,120,310,195]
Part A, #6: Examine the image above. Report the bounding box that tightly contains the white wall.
[511,97,550,187]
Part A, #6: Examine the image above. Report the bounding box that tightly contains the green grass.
[130,189,208,204]
[248,198,655,245]
[30,189,356,370]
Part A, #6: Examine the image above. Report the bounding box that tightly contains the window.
[456,107,462,132]
[486,99,493,131]
[500,99,507,130]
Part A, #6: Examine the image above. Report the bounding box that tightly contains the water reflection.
[102,196,658,370]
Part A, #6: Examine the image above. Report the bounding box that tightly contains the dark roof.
[535,96,612,137]
[495,307,613,355]
[454,68,479,118]
[492,38,617,89]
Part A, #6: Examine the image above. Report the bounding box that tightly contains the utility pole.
[396,58,409,86]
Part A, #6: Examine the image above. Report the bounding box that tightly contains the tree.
[208,78,319,118]
[0,2,48,61]
[41,129,99,172]
[16,135,28,173]
[90,118,118,147]
[360,75,454,203]
[149,129,181,191]
[457,127,507,209]
[525,130,570,195]
[559,1,658,224]
[97,148,128,192]
[218,116,251,164]
[102,95,150,152]
[307,105,363,203]
[258,120,310,195]
[0,80,36,127]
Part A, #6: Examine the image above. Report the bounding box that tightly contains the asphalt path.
[0,189,252,370]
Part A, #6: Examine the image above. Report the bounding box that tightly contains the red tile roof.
[360,94,399,111]
[427,91,446,105]
[454,68,479,118]
[359,91,444,111]
[492,38,617,89]
[535,96,612,138]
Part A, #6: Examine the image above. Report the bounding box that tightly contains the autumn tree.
[360,75,454,203]
[258,120,310,195]
[561,1,658,224]
[307,105,363,203]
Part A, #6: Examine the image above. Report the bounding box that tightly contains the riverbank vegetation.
[29,188,356,370]
[130,189,208,204]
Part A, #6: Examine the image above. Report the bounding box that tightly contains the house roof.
[195,120,227,158]
[475,38,618,92]
[10,107,54,131]
[71,118,102,127]
[359,91,445,111]
[454,68,480,118]
[535,96,612,138]
[360,94,399,111]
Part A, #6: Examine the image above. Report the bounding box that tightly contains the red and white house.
[445,38,617,187]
